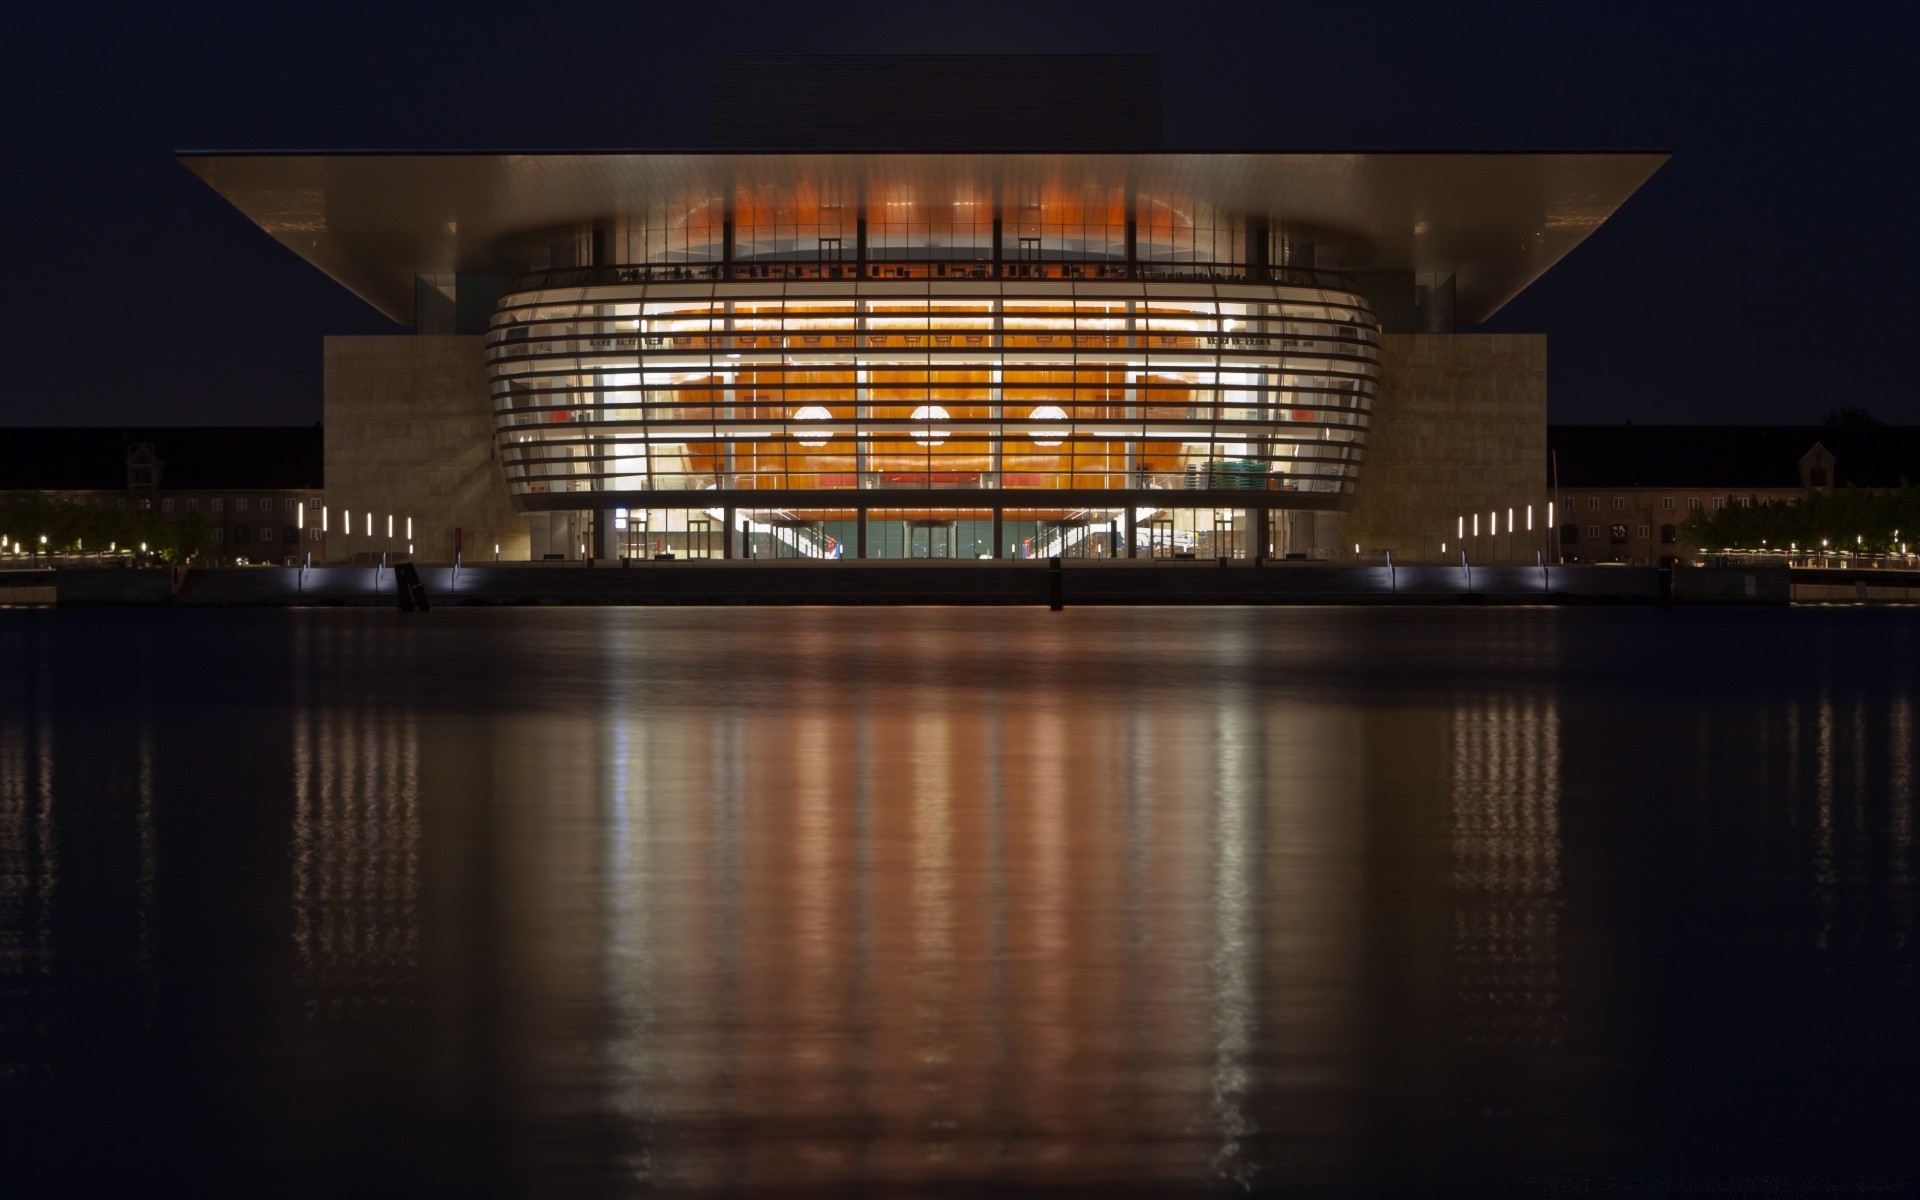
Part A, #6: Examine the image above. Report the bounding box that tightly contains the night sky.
[8,1,1914,428]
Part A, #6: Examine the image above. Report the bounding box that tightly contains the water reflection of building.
[0,720,55,1084]
[291,700,421,1022]
[580,612,1365,1193]
[1450,690,1564,1054]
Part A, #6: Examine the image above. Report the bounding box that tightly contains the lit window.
[138,498,151,511]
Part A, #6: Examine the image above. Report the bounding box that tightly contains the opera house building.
[183,56,1663,564]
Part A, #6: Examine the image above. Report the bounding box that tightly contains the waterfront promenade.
[0,560,1860,607]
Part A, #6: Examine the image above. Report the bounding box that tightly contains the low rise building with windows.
[0,427,325,564]
[1548,424,1919,563]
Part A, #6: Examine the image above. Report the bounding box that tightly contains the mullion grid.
[490,282,1375,497]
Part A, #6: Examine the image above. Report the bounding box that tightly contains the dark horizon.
[8,2,1915,427]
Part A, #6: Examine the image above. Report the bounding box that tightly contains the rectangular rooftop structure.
[179,150,1666,325]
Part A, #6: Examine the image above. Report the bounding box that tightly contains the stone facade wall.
[1345,334,1549,563]
[323,336,528,563]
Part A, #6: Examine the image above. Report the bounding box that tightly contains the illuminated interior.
[488,269,1378,560]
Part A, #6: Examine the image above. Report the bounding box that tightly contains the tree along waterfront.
[1684,484,1917,555]
[0,494,212,564]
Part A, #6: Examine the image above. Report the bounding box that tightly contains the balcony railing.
[506,261,1361,294]
[509,469,1345,496]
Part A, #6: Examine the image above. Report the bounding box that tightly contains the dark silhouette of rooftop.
[0,426,323,491]
[1549,424,1919,490]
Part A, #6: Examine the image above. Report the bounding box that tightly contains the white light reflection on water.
[1207,690,1257,1189]
[601,620,660,1186]
[1451,691,1563,1051]
[136,727,156,976]
[1891,691,1913,982]
[1815,687,1836,951]
[290,660,421,1023]
[0,718,53,1087]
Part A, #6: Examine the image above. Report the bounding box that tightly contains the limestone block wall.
[1344,333,1549,563]
[323,335,528,563]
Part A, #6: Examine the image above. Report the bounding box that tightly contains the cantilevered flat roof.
[181,151,1666,325]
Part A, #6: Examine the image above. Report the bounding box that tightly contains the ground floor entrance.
[553,504,1345,562]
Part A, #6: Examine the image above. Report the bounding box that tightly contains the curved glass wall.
[558,186,1312,272]
[486,277,1378,503]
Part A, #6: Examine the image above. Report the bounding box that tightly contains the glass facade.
[605,504,1268,561]
[485,195,1383,559]
[490,283,1375,487]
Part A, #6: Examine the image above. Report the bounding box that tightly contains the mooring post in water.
[1538,549,1548,596]
[393,561,430,613]
[1386,548,1396,595]
[1460,549,1472,594]
[1048,555,1063,611]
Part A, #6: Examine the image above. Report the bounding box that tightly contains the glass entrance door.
[907,520,956,558]
[1145,517,1175,558]
[624,512,721,559]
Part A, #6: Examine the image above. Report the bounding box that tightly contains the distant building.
[0,427,325,564]
[1548,424,1919,563]
[180,55,1665,563]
